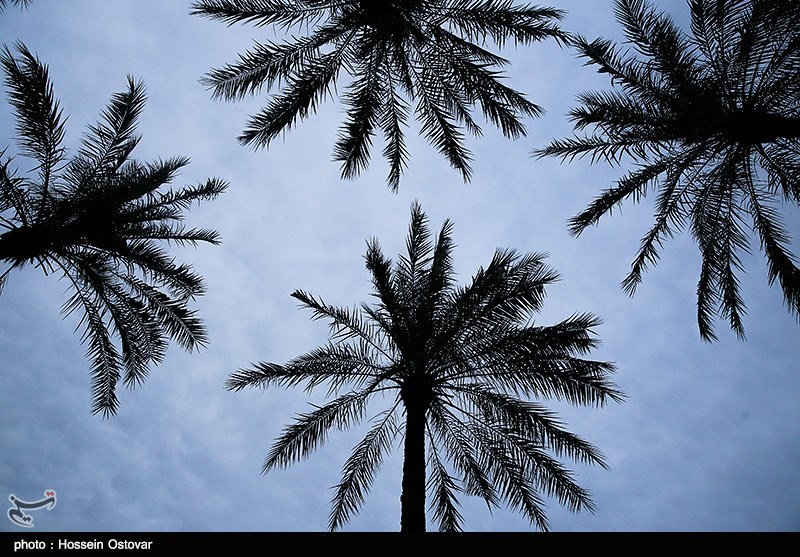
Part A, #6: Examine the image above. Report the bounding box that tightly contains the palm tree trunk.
[400,397,427,533]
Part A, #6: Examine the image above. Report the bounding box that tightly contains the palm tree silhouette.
[227,201,622,532]
[190,0,567,190]
[0,43,227,416]
[536,0,800,341]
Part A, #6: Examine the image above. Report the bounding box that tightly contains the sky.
[1,0,799,533]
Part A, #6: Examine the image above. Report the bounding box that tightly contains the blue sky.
[1,0,799,532]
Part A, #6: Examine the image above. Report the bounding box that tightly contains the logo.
[7,490,57,528]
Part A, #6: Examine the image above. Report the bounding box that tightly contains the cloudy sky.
[1,0,798,533]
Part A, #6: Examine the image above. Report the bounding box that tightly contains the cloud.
[2,0,799,533]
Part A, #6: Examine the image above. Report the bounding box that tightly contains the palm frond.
[618,155,700,294]
[263,388,375,473]
[469,386,608,466]
[363,236,403,327]
[540,0,800,340]
[443,320,621,407]
[377,76,411,191]
[193,0,564,188]
[118,239,207,299]
[410,61,475,181]
[426,440,464,533]
[58,263,123,417]
[0,43,223,415]
[235,203,619,530]
[329,405,400,531]
[291,289,391,354]
[190,0,329,29]
[447,249,558,331]
[76,76,146,174]
[124,275,209,351]
[227,342,390,395]
[238,46,347,148]
[333,37,386,180]
[745,178,800,318]
[0,42,66,193]
[201,24,349,101]
[462,417,551,531]
[438,1,567,48]
[427,399,500,507]
[0,155,32,226]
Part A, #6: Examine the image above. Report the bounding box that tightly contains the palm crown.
[191,0,567,190]
[537,0,800,341]
[0,43,227,416]
[227,201,622,532]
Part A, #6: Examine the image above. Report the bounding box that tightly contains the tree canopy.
[192,0,567,190]
[537,0,800,341]
[0,43,226,416]
[227,202,622,531]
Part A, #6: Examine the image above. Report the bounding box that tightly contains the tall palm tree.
[227,202,622,532]
[0,43,227,416]
[536,0,800,341]
[190,0,567,191]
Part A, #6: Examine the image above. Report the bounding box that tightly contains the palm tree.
[0,0,32,13]
[190,0,567,191]
[227,202,622,532]
[536,0,800,341]
[0,43,227,416]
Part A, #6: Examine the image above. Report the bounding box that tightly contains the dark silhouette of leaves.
[227,202,622,531]
[192,0,567,190]
[0,43,227,416]
[536,0,800,341]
